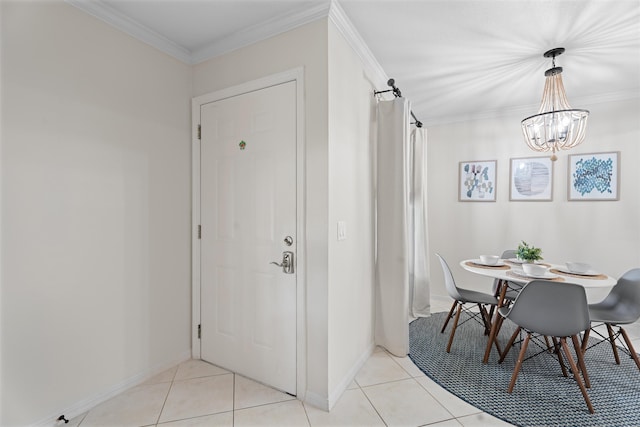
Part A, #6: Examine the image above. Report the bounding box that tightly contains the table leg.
[483,278,508,364]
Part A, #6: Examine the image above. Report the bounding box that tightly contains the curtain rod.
[374,78,423,128]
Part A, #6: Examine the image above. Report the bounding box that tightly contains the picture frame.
[509,156,554,201]
[568,151,620,201]
[458,160,496,202]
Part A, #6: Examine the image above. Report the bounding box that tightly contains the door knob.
[270,251,294,274]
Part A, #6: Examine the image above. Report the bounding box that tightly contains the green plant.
[516,241,543,262]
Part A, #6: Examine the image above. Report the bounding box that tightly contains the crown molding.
[65,0,390,82]
[67,0,336,65]
[328,0,388,88]
[66,0,192,63]
[191,2,332,64]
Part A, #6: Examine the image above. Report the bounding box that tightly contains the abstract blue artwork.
[568,152,619,201]
[459,160,496,202]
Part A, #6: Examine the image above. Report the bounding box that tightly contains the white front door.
[200,81,297,394]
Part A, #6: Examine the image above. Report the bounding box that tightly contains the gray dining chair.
[436,253,498,353]
[581,268,640,371]
[497,280,594,414]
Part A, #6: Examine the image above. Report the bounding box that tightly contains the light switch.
[337,221,347,241]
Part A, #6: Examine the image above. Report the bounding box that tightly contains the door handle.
[270,251,294,274]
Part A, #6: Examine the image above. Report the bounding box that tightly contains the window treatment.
[410,127,430,318]
[374,98,430,357]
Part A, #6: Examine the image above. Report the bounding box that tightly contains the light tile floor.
[66,296,640,427]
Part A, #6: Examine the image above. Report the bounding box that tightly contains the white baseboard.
[31,350,192,427]
[327,342,375,410]
[303,390,329,412]
[303,342,375,412]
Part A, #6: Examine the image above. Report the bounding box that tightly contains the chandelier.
[521,48,589,161]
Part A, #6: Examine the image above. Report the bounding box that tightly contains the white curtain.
[374,98,430,357]
[410,127,431,318]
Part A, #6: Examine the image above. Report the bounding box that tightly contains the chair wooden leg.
[619,327,640,371]
[499,326,521,363]
[572,334,591,388]
[478,304,490,335]
[606,323,621,364]
[560,338,595,414]
[483,280,508,364]
[581,328,591,353]
[446,303,462,353]
[492,316,504,358]
[552,337,569,378]
[508,332,530,393]
[478,303,487,335]
[441,301,457,333]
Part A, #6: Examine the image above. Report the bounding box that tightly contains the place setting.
[465,254,510,270]
[550,262,608,280]
[507,262,565,281]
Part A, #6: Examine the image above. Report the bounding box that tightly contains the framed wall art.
[568,151,620,201]
[509,156,553,201]
[459,160,496,202]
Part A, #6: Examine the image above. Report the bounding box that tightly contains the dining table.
[460,257,617,364]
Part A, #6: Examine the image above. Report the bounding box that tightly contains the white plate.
[510,267,559,280]
[471,259,506,267]
[554,267,600,276]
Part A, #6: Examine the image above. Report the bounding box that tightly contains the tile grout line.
[154,365,180,425]
[354,379,388,426]
[232,373,236,425]
[393,355,464,422]
[301,397,312,426]
[385,350,461,426]
[154,378,175,425]
[412,375,461,423]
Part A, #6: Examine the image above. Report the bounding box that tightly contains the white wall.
[0,2,193,425]
[327,22,376,404]
[427,97,640,301]
[193,15,380,410]
[193,19,332,405]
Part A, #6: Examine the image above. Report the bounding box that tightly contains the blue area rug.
[409,312,640,427]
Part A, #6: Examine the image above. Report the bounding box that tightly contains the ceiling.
[69,0,640,127]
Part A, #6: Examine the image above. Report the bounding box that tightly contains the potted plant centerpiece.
[516,241,543,263]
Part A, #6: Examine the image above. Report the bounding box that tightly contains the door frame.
[191,67,306,398]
